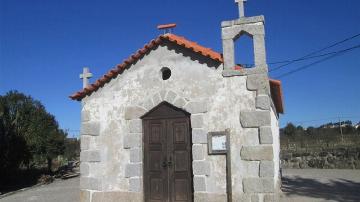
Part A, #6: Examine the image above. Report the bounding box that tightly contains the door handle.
[162,156,168,168]
[167,156,172,167]
[162,161,167,168]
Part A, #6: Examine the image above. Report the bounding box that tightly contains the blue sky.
[1,0,359,137]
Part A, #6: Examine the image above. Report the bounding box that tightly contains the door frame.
[142,102,194,202]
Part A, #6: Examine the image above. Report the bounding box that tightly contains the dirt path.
[281,169,360,202]
[0,177,79,202]
[1,169,359,202]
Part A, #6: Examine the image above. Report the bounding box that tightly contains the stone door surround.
[124,90,210,195]
[142,103,192,201]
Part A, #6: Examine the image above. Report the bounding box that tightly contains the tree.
[0,91,66,172]
[296,125,304,131]
[0,97,29,174]
[64,138,80,161]
[283,123,296,136]
[306,126,316,136]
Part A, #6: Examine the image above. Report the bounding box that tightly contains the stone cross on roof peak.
[79,67,93,89]
[235,0,247,18]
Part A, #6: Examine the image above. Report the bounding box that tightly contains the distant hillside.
[280,121,360,169]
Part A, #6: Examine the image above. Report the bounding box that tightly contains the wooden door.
[167,118,192,202]
[143,103,193,202]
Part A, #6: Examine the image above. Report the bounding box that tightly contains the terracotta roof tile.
[269,79,284,114]
[69,33,284,114]
[69,33,223,100]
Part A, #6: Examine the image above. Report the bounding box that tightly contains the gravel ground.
[0,177,79,202]
[280,169,360,202]
[1,169,359,202]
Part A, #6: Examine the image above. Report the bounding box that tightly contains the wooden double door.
[143,103,193,202]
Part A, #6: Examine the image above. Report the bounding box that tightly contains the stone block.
[152,93,162,106]
[259,126,273,144]
[241,161,259,177]
[264,194,279,202]
[124,106,146,120]
[240,111,270,128]
[80,162,90,176]
[129,119,142,133]
[81,122,100,136]
[191,114,204,128]
[193,161,210,176]
[165,90,177,104]
[129,177,142,192]
[192,129,207,144]
[173,97,186,108]
[222,23,265,40]
[125,163,142,178]
[192,144,204,160]
[142,98,154,111]
[184,101,208,114]
[194,176,206,191]
[80,135,92,150]
[80,150,101,162]
[130,147,142,163]
[92,191,142,202]
[194,193,227,202]
[260,161,274,177]
[234,16,265,25]
[80,177,102,191]
[256,95,270,110]
[123,133,141,149]
[160,90,167,99]
[241,146,273,161]
[246,74,268,92]
[222,38,235,69]
[221,20,232,28]
[242,128,260,146]
[80,189,91,202]
[243,178,274,193]
[222,67,267,77]
[81,109,90,122]
[254,34,267,66]
[221,16,265,28]
[251,194,260,202]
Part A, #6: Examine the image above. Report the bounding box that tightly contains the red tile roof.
[69,33,284,114]
[269,79,284,114]
[69,33,222,101]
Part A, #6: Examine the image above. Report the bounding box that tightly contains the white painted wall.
[80,41,278,200]
[271,107,280,188]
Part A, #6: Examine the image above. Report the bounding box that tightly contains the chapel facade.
[71,1,284,201]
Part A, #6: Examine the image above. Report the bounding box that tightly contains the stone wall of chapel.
[79,42,278,201]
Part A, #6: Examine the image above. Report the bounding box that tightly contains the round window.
[160,67,171,80]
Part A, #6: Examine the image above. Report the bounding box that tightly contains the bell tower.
[221,1,281,201]
[222,0,267,75]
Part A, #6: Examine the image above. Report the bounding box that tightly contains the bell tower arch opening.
[234,31,255,69]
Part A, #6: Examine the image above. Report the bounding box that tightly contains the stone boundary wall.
[281,147,360,169]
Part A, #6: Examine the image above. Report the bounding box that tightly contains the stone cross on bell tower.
[221,0,268,76]
[80,67,93,89]
[236,0,247,17]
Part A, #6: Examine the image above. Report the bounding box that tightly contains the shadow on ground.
[282,176,360,202]
[0,169,45,195]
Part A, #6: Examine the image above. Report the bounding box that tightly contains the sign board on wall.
[208,131,228,154]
